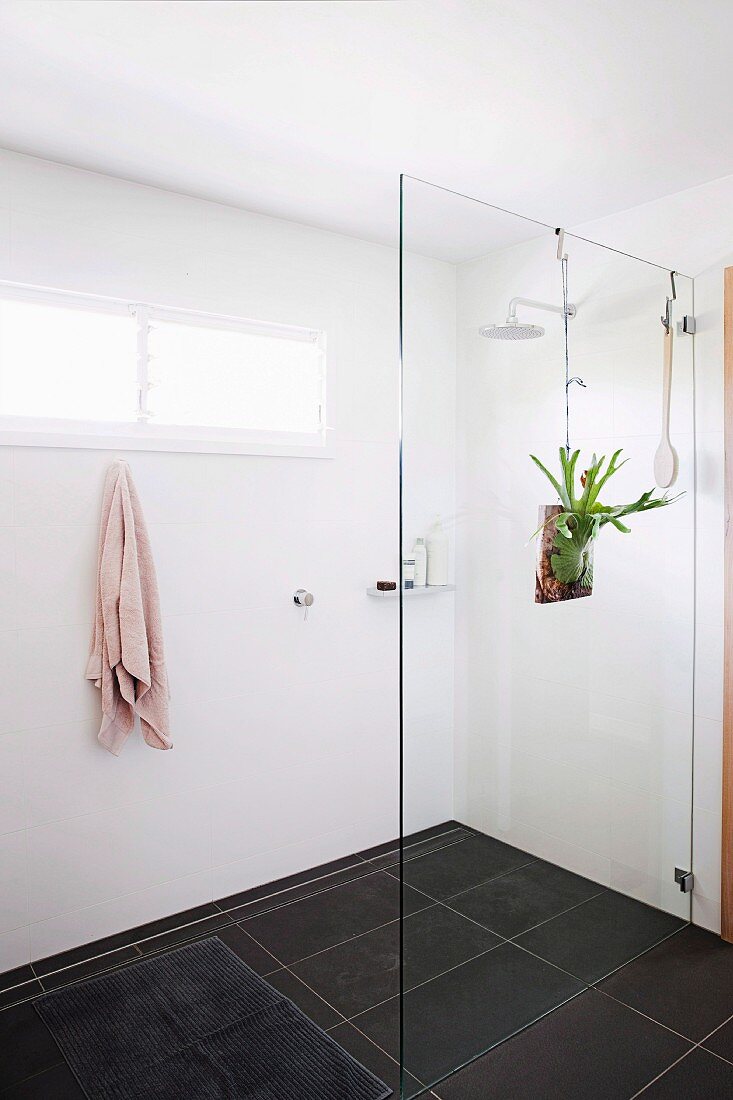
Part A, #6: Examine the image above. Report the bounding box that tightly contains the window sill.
[0,420,334,458]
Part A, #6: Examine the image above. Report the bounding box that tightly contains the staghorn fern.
[530,448,682,587]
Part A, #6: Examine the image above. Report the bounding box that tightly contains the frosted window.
[0,299,137,421]
[147,321,323,432]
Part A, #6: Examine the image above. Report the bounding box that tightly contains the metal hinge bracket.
[675,867,694,893]
[676,315,696,336]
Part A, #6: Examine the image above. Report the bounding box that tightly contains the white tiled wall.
[571,181,733,932]
[0,150,456,970]
[1,145,729,972]
[454,226,697,921]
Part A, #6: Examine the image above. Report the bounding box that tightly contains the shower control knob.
[293,589,314,607]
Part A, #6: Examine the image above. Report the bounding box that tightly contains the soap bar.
[376,580,397,591]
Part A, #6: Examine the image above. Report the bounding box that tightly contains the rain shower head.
[479,296,576,341]
[479,321,545,341]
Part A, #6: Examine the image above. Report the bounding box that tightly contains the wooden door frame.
[722,267,733,941]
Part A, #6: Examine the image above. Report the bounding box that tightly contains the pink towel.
[86,460,172,756]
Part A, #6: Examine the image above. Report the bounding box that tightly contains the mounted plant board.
[531,447,681,605]
[535,504,594,603]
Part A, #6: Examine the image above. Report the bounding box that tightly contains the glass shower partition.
[399,176,695,1097]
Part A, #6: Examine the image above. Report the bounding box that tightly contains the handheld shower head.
[479,321,545,341]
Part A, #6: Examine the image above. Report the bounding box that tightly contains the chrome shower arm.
[507,296,576,320]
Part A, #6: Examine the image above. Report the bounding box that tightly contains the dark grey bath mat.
[36,936,392,1099]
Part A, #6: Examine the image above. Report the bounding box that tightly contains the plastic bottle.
[412,537,427,586]
[426,516,448,586]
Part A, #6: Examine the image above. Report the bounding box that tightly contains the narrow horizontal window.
[0,284,329,457]
[147,316,323,434]
[0,298,137,422]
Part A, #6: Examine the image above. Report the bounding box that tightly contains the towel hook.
[661,271,677,333]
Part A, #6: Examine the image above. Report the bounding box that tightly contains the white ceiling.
[1,0,733,261]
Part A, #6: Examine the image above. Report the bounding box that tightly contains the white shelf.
[366,584,456,598]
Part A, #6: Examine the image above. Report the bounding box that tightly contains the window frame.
[0,281,332,458]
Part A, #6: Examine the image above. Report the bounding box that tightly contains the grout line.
[630,1048,697,1098]
[436,900,511,938]
[506,889,609,940]
[699,1046,733,1069]
[418,986,589,1099]
[384,854,541,899]
[436,882,609,944]
[627,1006,733,1096]
[0,1059,67,1093]
[440,857,542,899]
[279,964,349,1025]
[258,897,438,972]
[589,923,689,986]
[228,923,288,973]
[593,987,696,1044]
[695,1008,733,1049]
[343,941,501,1025]
[337,1018,430,1093]
[499,937,595,985]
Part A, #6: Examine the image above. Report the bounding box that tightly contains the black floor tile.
[599,924,733,1041]
[354,942,584,1087]
[265,967,344,1029]
[137,909,231,955]
[635,1048,733,1098]
[1,1063,85,1098]
[448,860,605,939]
[515,890,685,984]
[432,988,691,1099]
[398,834,536,901]
[0,979,43,1010]
[216,854,365,912]
[328,1022,424,1099]
[703,1014,733,1063]
[0,1002,63,1090]
[0,965,34,994]
[291,915,399,1019]
[292,904,501,1018]
[241,870,429,965]
[214,925,283,974]
[39,945,141,991]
